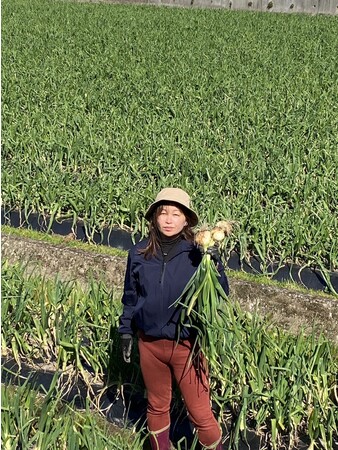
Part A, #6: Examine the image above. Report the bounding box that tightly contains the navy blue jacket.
[118,238,229,340]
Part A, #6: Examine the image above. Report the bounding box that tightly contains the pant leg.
[138,333,173,432]
[170,340,221,448]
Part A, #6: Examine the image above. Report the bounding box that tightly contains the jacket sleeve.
[118,250,138,335]
[217,259,230,297]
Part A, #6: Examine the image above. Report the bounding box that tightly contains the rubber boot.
[149,427,171,450]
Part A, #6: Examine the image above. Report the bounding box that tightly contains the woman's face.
[156,204,187,237]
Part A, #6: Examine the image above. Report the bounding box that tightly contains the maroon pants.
[138,332,221,448]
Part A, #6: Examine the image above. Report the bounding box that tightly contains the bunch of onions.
[172,220,233,370]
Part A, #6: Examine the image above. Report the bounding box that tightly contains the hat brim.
[145,200,199,227]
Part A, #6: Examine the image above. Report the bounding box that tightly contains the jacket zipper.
[160,260,166,285]
[160,260,167,323]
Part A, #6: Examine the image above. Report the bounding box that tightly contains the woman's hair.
[139,203,195,259]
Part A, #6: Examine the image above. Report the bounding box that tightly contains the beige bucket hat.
[145,187,199,226]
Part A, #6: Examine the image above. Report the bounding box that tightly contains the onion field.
[2,262,338,449]
[2,2,338,447]
[2,0,338,282]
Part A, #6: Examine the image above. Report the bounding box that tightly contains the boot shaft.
[149,428,171,450]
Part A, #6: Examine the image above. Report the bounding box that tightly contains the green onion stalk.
[172,221,233,375]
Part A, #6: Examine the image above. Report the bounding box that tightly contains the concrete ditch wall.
[91,0,338,15]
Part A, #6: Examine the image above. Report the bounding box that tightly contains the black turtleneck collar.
[159,234,182,261]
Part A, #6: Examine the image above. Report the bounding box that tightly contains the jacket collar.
[156,238,194,261]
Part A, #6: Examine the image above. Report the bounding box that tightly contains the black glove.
[121,334,133,363]
[205,245,221,264]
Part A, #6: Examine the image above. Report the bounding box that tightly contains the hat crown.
[155,188,191,208]
[145,187,199,226]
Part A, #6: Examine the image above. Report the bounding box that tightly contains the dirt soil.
[2,233,338,344]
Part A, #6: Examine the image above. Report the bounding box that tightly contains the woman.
[119,187,229,450]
